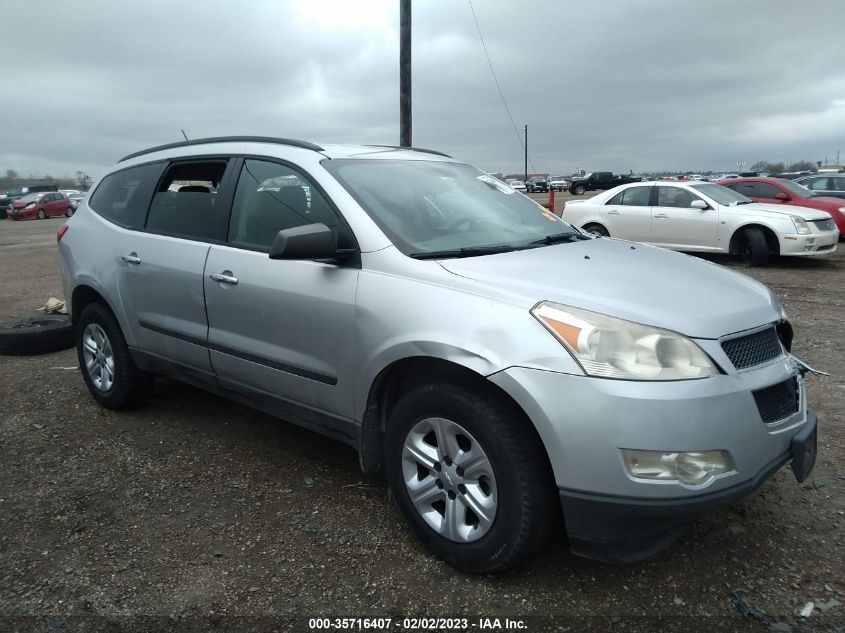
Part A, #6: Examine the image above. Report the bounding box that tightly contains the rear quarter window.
[88,162,165,229]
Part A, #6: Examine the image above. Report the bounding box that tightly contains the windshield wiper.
[529,232,590,245]
[409,245,518,259]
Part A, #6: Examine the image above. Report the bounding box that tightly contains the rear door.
[115,159,237,377]
[203,157,360,432]
[601,185,652,241]
[650,185,718,249]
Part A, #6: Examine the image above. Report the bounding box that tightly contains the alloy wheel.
[81,323,115,391]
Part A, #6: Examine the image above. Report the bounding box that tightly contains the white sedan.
[563,181,839,266]
[506,179,527,192]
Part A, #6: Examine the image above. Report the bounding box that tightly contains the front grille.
[753,377,799,424]
[811,218,836,232]
[721,327,782,369]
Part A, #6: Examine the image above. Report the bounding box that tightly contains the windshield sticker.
[477,174,516,194]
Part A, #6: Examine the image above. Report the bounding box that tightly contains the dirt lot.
[1,213,843,632]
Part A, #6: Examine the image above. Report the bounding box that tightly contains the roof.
[119,136,452,163]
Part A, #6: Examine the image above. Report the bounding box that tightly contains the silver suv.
[59,137,818,573]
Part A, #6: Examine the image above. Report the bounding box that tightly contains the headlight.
[24,202,35,209]
[531,302,718,380]
[791,216,810,234]
[621,449,734,485]
[838,207,845,214]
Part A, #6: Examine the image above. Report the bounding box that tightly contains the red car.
[719,177,845,235]
[7,192,74,220]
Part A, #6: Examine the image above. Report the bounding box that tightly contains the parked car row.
[563,180,839,266]
[6,191,76,220]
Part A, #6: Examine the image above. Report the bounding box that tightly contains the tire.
[76,302,153,409]
[738,227,769,267]
[37,209,46,219]
[384,382,555,574]
[583,223,609,237]
[65,207,73,217]
[573,185,586,195]
[0,314,75,356]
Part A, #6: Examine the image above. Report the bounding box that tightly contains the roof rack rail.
[118,136,324,162]
[362,144,452,158]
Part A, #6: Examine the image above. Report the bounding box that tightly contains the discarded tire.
[0,314,75,356]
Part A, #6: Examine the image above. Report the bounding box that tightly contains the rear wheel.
[583,223,609,237]
[37,209,46,219]
[65,207,73,217]
[738,227,769,267]
[385,382,555,574]
[77,303,153,409]
[573,185,586,195]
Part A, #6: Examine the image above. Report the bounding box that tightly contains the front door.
[203,158,360,434]
[650,186,718,249]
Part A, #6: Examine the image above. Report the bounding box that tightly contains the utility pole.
[399,0,411,147]
[524,124,528,182]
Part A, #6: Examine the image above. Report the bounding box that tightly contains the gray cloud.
[2,0,844,180]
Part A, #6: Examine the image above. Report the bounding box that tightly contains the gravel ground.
[1,215,843,632]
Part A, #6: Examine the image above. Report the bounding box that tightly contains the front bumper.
[488,355,816,562]
[559,412,816,562]
[779,231,839,256]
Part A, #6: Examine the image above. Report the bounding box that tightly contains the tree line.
[748,160,819,174]
[1,169,93,191]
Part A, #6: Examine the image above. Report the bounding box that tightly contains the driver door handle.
[654,213,669,219]
[607,209,621,215]
[121,253,141,264]
[210,271,239,285]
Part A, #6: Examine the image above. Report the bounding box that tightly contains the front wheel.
[77,302,153,409]
[738,227,769,267]
[583,223,609,237]
[573,185,586,195]
[385,382,555,574]
[37,209,46,219]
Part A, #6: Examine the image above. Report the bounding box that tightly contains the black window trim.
[90,153,361,266]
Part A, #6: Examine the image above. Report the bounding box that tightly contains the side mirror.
[775,192,790,201]
[690,200,708,210]
[268,223,354,261]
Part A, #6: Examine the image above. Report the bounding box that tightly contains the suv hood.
[438,238,779,339]
[746,202,830,220]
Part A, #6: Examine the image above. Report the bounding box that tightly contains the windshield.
[18,193,43,203]
[777,179,814,199]
[323,159,579,256]
[690,183,752,205]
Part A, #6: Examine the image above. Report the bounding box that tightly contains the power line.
[466,0,537,175]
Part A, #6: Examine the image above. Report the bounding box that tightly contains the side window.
[753,182,781,198]
[733,182,757,197]
[146,161,229,241]
[228,159,341,252]
[831,177,845,191]
[606,191,624,205]
[621,186,651,206]
[656,186,697,208]
[805,177,829,191]
[88,162,165,228]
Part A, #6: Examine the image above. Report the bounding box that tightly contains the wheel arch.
[357,356,553,483]
[70,283,135,346]
[728,223,780,255]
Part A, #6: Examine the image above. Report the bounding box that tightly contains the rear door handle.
[607,209,621,215]
[654,213,669,219]
[121,252,141,264]
[210,271,239,285]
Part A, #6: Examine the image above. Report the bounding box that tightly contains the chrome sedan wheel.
[401,416,498,543]
[81,323,115,392]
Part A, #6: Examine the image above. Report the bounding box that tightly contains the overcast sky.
[2,0,844,180]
